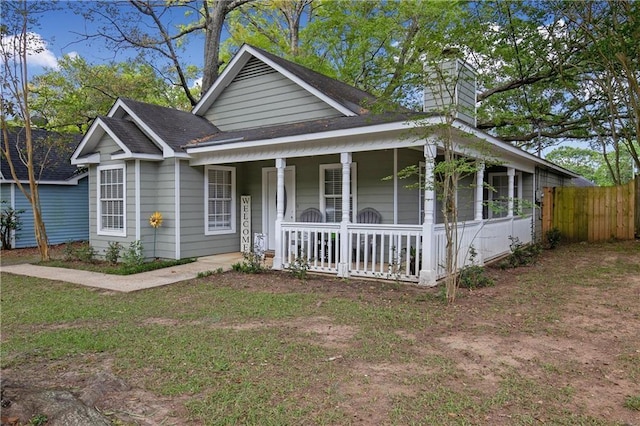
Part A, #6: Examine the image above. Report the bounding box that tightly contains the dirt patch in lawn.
[2,241,640,425]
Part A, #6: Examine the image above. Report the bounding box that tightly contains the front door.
[262,166,296,250]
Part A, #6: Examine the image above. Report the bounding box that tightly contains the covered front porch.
[265,141,534,286]
[280,216,532,283]
[188,121,536,286]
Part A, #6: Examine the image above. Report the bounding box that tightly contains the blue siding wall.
[6,177,89,248]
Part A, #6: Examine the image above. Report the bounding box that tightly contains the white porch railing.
[433,220,484,279]
[480,216,533,262]
[348,224,423,282]
[281,222,341,274]
[280,215,533,284]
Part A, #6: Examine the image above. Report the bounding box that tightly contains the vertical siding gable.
[203,57,343,131]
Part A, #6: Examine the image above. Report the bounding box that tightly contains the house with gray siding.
[71,44,580,285]
[1,128,88,248]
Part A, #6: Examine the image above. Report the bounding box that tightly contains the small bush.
[63,241,97,263]
[545,227,562,249]
[499,236,541,269]
[287,253,311,280]
[232,250,265,273]
[197,268,223,278]
[122,240,144,267]
[0,201,24,250]
[105,241,123,264]
[459,265,494,289]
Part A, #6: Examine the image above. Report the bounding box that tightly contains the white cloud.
[1,32,59,69]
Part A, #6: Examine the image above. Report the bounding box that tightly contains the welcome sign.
[240,195,251,252]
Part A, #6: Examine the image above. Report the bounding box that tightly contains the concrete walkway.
[0,253,244,292]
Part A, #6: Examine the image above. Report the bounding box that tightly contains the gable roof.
[72,98,219,163]
[193,44,385,117]
[98,116,162,155]
[116,98,219,150]
[1,127,84,183]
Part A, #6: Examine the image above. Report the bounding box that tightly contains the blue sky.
[21,1,206,78]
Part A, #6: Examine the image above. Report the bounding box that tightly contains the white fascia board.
[453,120,581,178]
[186,119,435,156]
[246,46,357,117]
[192,46,254,115]
[111,153,164,161]
[111,99,175,158]
[71,118,105,163]
[4,178,85,186]
[71,152,101,166]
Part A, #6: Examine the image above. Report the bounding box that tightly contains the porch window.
[488,173,519,218]
[205,166,236,235]
[97,164,126,236]
[319,163,357,222]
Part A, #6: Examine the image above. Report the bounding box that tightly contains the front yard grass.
[1,240,639,425]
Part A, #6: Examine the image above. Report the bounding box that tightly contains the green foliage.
[499,236,542,269]
[545,146,634,186]
[63,241,97,263]
[28,56,190,133]
[197,268,223,278]
[121,240,144,267]
[231,250,265,274]
[545,227,562,249]
[0,201,24,249]
[624,395,640,411]
[287,254,311,281]
[458,265,494,289]
[104,241,123,264]
[28,414,48,426]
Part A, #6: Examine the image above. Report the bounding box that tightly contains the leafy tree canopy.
[28,56,192,133]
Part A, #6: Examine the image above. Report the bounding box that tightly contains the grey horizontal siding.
[204,58,342,131]
[179,162,241,259]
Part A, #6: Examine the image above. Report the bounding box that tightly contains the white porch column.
[475,162,484,221]
[272,158,286,270]
[338,152,352,277]
[507,167,515,218]
[419,142,437,286]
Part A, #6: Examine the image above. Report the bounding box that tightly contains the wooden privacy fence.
[542,176,639,242]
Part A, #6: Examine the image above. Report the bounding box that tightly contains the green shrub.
[63,241,97,262]
[0,201,24,250]
[231,250,265,274]
[459,265,494,289]
[545,227,562,249]
[105,241,123,264]
[287,253,311,281]
[499,236,541,269]
[122,240,144,267]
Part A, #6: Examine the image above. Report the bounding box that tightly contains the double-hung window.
[205,166,236,234]
[97,165,126,236]
[320,163,357,222]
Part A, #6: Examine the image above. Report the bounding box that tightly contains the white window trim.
[204,165,236,235]
[488,172,520,219]
[96,164,127,237]
[319,162,357,222]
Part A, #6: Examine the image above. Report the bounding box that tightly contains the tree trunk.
[202,1,228,93]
